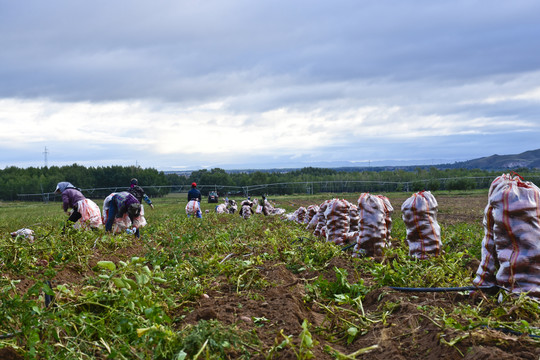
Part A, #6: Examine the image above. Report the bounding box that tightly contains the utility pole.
[43,146,49,168]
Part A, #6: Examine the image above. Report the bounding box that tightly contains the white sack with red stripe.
[73,198,103,229]
[351,193,393,257]
[185,200,201,216]
[401,191,442,259]
[324,199,351,245]
[473,174,540,298]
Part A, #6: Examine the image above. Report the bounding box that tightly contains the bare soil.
[5,192,540,359]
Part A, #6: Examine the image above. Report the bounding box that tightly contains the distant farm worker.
[128,178,154,210]
[239,197,254,219]
[473,174,540,298]
[186,182,202,218]
[54,182,102,230]
[104,191,142,237]
[227,199,238,214]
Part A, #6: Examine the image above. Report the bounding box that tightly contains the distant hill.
[440,149,540,170]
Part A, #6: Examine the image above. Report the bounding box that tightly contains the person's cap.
[192,182,197,187]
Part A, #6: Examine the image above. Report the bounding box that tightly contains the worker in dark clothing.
[128,178,154,209]
[187,182,202,202]
[105,192,142,237]
[186,182,202,218]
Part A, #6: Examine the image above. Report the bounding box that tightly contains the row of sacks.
[284,191,442,259]
[213,196,286,219]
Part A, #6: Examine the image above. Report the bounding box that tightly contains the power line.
[43,146,49,168]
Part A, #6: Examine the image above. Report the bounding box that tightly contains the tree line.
[2,164,540,201]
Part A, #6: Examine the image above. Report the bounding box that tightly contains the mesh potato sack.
[351,193,393,257]
[378,195,394,242]
[305,205,320,226]
[324,199,351,245]
[312,200,332,237]
[401,191,442,259]
[473,174,540,298]
[349,204,360,232]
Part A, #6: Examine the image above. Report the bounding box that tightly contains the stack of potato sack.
[351,193,394,257]
[323,198,351,245]
[401,191,441,259]
[473,174,540,298]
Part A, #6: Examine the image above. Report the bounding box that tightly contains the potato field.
[0,191,539,359]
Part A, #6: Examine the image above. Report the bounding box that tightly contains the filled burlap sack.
[351,193,393,257]
[324,199,351,245]
[473,174,540,298]
[401,191,442,259]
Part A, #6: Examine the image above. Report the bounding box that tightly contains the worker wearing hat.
[187,182,202,218]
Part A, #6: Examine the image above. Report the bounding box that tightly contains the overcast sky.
[1,0,539,171]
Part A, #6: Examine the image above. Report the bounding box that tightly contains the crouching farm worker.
[350,193,394,257]
[227,199,238,214]
[473,174,540,298]
[104,192,144,237]
[239,198,254,219]
[55,182,102,230]
[401,191,442,259]
[215,200,229,214]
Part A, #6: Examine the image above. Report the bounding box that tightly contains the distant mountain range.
[164,149,540,176]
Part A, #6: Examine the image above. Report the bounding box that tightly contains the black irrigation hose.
[44,280,55,308]
[389,285,500,293]
[341,242,357,251]
[480,325,540,339]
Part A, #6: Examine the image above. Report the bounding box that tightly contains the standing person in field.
[104,191,142,237]
[128,178,155,210]
[186,182,202,218]
[54,182,102,230]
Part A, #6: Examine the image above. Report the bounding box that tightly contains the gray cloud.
[1,0,539,169]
